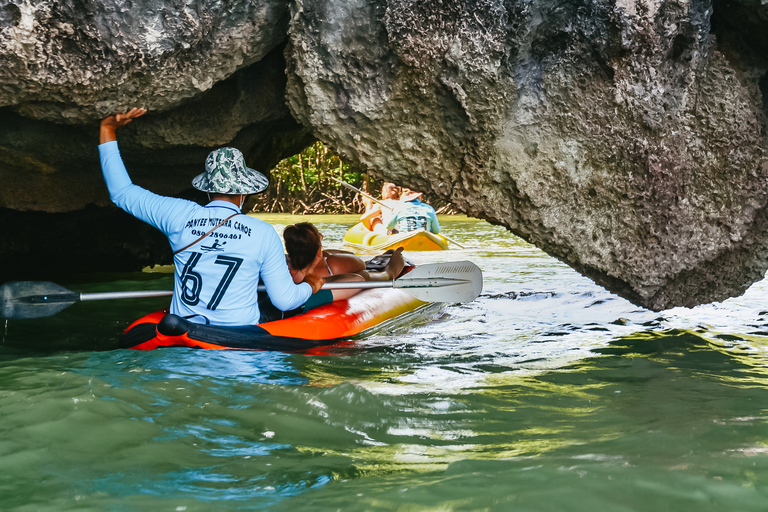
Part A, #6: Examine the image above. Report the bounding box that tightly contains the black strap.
[183,314,210,325]
[173,212,240,256]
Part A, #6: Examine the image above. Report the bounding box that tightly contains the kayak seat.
[364,253,416,275]
[157,314,190,336]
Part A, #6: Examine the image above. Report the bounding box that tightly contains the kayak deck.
[343,222,449,251]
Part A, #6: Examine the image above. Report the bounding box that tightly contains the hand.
[100,107,147,143]
[302,273,325,294]
[288,266,305,284]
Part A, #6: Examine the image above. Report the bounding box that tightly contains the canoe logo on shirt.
[200,240,227,252]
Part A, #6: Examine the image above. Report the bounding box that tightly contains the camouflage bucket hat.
[192,147,269,194]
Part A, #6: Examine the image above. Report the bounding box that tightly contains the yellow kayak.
[343,222,450,251]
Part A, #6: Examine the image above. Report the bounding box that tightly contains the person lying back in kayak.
[283,222,405,301]
[360,182,401,234]
[98,108,323,327]
[386,189,441,234]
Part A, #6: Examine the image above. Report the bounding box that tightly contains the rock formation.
[0,1,313,279]
[1,0,767,310]
[286,0,768,310]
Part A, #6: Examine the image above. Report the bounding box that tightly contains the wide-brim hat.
[192,147,269,195]
[400,189,423,202]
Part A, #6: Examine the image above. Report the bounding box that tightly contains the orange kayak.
[121,286,441,352]
[343,222,449,251]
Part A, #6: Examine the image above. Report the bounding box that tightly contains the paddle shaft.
[9,277,469,304]
[331,177,392,210]
[1,261,481,319]
[432,233,465,249]
[72,279,468,300]
[80,290,174,301]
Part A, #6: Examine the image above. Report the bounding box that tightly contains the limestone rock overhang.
[1,0,767,311]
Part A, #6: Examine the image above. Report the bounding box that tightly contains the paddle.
[331,177,468,249]
[0,261,482,319]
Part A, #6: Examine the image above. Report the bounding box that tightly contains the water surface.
[2,214,768,511]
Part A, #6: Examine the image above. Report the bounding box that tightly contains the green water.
[2,215,768,511]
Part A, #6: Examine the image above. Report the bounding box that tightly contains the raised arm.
[98,108,194,235]
[98,107,148,202]
[100,108,146,144]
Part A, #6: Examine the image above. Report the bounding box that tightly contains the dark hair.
[284,222,322,271]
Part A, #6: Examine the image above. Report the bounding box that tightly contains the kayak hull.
[121,287,440,352]
[343,222,449,251]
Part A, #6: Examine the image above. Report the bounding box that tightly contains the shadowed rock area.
[0,0,313,279]
[1,0,767,310]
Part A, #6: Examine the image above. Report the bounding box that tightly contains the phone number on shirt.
[191,230,242,240]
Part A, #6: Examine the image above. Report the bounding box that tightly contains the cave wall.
[0,44,313,213]
[285,0,768,310]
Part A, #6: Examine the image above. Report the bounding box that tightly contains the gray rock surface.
[286,0,768,310]
[1,0,768,310]
[0,0,289,122]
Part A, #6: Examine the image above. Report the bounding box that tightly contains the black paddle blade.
[0,281,79,319]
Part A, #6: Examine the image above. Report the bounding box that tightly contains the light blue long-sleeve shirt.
[386,199,441,234]
[99,141,311,326]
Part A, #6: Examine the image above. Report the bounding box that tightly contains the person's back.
[386,189,440,234]
[167,202,303,325]
[98,109,319,326]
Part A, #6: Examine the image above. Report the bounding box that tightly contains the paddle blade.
[395,261,483,302]
[0,281,79,319]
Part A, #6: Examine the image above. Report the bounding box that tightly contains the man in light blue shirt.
[98,108,323,326]
[386,189,441,234]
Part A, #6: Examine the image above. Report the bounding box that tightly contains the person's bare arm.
[100,108,147,143]
[326,252,366,275]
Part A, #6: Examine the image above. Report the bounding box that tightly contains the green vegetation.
[251,141,375,214]
[251,141,457,214]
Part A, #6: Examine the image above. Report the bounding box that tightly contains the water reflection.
[3,215,768,510]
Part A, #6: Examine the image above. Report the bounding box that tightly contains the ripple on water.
[3,215,768,510]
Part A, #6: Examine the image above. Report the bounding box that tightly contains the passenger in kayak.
[283,222,405,301]
[98,108,323,327]
[360,182,401,234]
[386,189,441,234]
